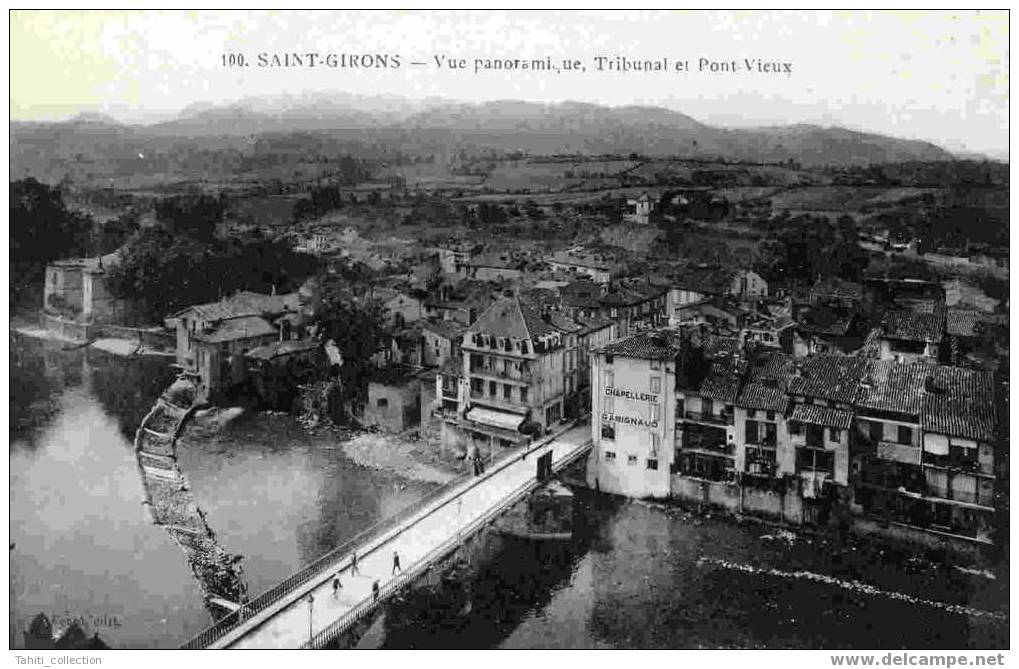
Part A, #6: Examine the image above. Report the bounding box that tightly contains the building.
[588,329,683,498]
[43,252,127,336]
[731,269,769,299]
[375,287,425,328]
[435,243,477,276]
[875,306,946,363]
[545,252,617,283]
[852,363,1001,543]
[792,307,867,357]
[363,366,422,433]
[421,319,466,368]
[624,192,654,225]
[584,325,1005,546]
[810,276,864,310]
[440,296,568,457]
[245,339,323,409]
[465,253,525,282]
[165,290,302,402]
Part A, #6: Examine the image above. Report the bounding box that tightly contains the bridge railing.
[181,424,583,649]
[180,462,476,649]
[303,438,592,649]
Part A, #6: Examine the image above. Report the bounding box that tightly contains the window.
[650,404,661,422]
[805,424,824,448]
[748,409,758,419]
[605,354,614,365]
[604,450,616,461]
[520,387,528,402]
[376,398,389,408]
[766,411,775,421]
[606,370,615,388]
[829,428,842,442]
[702,399,713,417]
[601,421,615,440]
[650,358,660,370]
[898,426,913,445]
[789,421,802,435]
[627,455,638,466]
[869,420,884,442]
[745,420,760,445]
[605,396,615,414]
[503,384,512,400]
[650,376,661,394]
[650,433,660,454]
[646,459,659,470]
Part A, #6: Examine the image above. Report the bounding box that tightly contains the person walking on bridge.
[332,573,342,598]
[392,551,402,575]
[350,550,359,576]
[372,580,380,603]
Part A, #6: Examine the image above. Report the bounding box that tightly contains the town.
[9,93,1009,650]
[18,148,1008,551]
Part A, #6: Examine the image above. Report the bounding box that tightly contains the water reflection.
[10,334,436,648]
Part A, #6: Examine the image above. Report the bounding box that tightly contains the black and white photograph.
[7,8,1010,659]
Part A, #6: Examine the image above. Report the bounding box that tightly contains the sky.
[9,10,1010,157]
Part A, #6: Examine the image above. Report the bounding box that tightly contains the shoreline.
[12,324,175,358]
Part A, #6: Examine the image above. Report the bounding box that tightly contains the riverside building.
[587,326,1006,549]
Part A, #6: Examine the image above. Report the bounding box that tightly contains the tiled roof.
[466,296,558,341]
[857,359,929,416]
[177,291,299,323]
[547,312,582,333]
[787,355,870,405]
[195,315,276,343]
[790,403,854,430]
[736,351,794,411]
[699,355,745,403]
[245,339,319,361]
[920,366,998,442]
[598,328,683,360]
[422,319,466,340]
[879,307,945,342]
[577,316,616,335]
[797,307,855,337]
[946,309,981,338]
[810,276,863,300]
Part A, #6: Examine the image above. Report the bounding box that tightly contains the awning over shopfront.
[464,407,526,432]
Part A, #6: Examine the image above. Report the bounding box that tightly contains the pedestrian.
[392,551,402,574]
[350,550,359,576]
[332,573,341,597]
[372,580,379,603]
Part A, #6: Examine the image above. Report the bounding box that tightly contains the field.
[766,186,944,212]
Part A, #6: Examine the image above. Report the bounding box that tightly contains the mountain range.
[11,95,968,181]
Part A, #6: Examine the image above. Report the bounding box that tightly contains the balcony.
[469,366,534,383]
[682,410,733,426]
[681,433,734,455]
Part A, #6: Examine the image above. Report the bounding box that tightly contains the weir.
[134,378,248,618]
[181,423,592,649]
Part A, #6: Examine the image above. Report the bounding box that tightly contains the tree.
[154,194,225,240]
[313,289,387,404]
[10,178,94,300]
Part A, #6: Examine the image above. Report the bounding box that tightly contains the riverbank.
[341,430,460,484]
[11,322,174,358]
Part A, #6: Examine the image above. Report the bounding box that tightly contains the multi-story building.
[586,325,1005,546]
[588,329,681,498]
[439,296,567,456]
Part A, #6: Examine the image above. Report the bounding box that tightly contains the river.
[8,332,1009,649]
